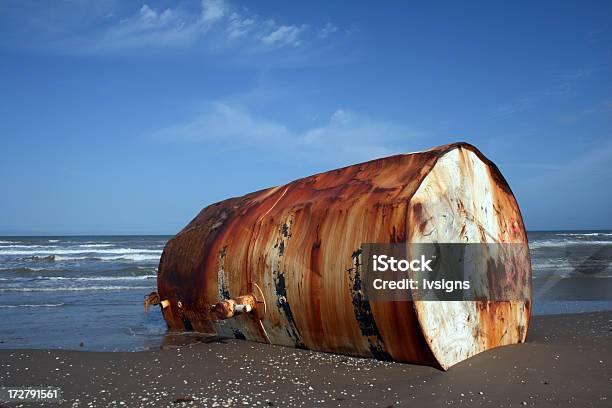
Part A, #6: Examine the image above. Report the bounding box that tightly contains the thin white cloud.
[16,0,341,56]
[560,99,612,123]
[329,109,353,124]
[200,0,227,23]
[319,22,339,39]
[153,103,421,166]
[551,68,594,81]
[494,96,538,117]
[156,102,289,144]
[261,25,308,47]
[226,13,255,39]
[493,68,593,118]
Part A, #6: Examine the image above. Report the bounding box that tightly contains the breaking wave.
[530,240,612,249]
[0,286,154,292]
[0,303,65,308]
[0,248,162,256]
[555,233,612,237]
[42,275,156,281]
[54,254,160,261]
[0,244,53,248]
[14,254,160,262]
[0,266,49,272]
[97,254,160,261]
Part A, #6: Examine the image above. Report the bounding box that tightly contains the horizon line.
[1,228,611,238]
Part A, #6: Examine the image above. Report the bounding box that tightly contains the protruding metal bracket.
[252,282,267,317]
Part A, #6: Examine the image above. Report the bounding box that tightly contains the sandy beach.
[0,311,610,408]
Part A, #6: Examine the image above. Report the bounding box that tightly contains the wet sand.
[0,312,610,407]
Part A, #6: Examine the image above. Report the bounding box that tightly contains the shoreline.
[1,311,610,407]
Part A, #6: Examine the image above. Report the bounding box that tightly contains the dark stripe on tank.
[348,248,392,361]
[271,217,304,348]
[218,245,231,299]
[274,270,305,348]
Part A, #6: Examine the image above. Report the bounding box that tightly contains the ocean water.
[529,231,612,314]
[0,232,611,351]
[0,236,168,351]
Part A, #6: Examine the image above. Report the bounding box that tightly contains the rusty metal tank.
[155,142,531,370]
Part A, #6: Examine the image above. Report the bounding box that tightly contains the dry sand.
[0,311,610,407]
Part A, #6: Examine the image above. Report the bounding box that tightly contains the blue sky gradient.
[1,0,611,234]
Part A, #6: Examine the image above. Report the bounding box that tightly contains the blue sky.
[0,0,611,234]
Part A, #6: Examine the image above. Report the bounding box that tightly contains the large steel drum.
[154,142,531,369]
